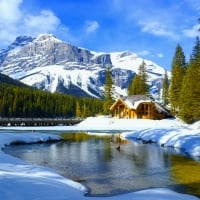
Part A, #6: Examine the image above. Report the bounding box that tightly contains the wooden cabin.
[110,95,170,120]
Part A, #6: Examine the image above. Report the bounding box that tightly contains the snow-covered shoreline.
[0,117,200,200]
[121,127,200,159]
[0,132,88,200]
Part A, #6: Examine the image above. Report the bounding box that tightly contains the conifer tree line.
[0,84,103,118]
[169,37,200,123]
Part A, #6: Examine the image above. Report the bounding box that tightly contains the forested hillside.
[0,73,30,88]
[0,84,103,118]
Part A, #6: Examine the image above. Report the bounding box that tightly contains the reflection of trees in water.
[110,134,129,145]
[170,155,200,197]
[61,132,117,162]
[59,132,200,197]
[61,132,90,142]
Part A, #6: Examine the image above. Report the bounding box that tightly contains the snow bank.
[121,127,200,158]
[0,132,60,150]
[77,116,185,131]
[0,132,88,200]
[79,117,200,158]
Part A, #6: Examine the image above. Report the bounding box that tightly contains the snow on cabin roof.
[131,99,152,109]
[154,102,170,114]
[123,95,152,109]
[124,95,170,114]
[124,95,152,102]
[110,95,152,110]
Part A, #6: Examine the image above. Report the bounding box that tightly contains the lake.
[4,131,200,197]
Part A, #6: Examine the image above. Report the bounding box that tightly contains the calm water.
[4,132,200,197]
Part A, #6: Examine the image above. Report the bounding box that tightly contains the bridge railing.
[0,117,83,126]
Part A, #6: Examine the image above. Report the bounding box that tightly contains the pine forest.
[0,84,103,118]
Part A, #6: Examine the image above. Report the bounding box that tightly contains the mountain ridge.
[0,34,168,99]
[0,73,31,88]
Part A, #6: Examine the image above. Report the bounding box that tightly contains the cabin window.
[145,104,148,115]
[140,104,151,116]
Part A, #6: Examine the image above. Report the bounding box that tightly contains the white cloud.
[183,24,200,38]
[85,20,99,34]
[111,0,182,40]
[157,53,164,58]
[0,0,65,48]
[23,10,60,35]
[138,20,178,39]
[0,0,22,46]
[0,0,22,23]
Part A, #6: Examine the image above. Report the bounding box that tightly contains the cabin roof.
[111,95,170,113]
[110,95,171,118]
[123,95,151,103]
[123,95,152,109]
[110,95,152,110]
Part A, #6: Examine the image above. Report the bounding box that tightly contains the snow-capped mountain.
[0,34,167,99]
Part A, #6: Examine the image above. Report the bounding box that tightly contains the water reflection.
[4,132,200,197]
[170,155,200,197]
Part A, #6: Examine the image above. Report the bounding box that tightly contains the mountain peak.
[35,33,62,43]
[0,33,167,99]
[8,36,34,50]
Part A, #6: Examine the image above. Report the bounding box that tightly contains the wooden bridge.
[0,118,83,126]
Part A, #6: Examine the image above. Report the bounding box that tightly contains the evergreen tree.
[162,70,169,106]
[128,61,149,96]
[75,101,82,118]
[128,74,142,95]
[179,37,200,123]
[191,36,200,63]
[169,44,186,114]
[81,103,88,118]
[103,66,114,114]
[138,60,149,95]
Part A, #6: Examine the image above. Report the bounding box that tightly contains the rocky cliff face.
[0,34,167,99]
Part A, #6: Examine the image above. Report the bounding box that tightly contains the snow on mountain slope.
[110,51,165,79]
[22,65,101,97]
[111,51,141,69]
[0,34,169,99]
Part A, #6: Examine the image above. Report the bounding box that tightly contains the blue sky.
[0,0,200,70]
